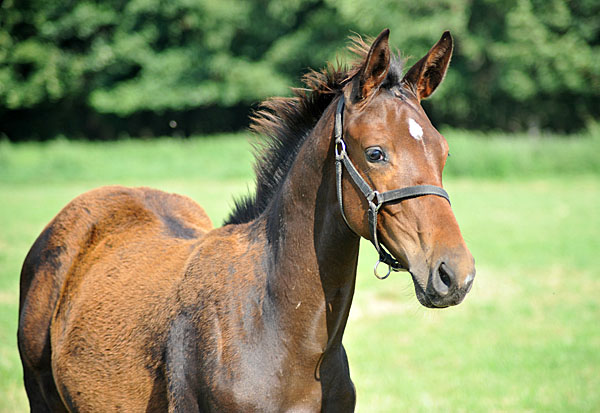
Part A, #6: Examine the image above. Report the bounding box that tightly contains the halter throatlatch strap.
[334,96,451,279]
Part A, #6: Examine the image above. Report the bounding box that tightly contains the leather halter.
[334,96,451,279]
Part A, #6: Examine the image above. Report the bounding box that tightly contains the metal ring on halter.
[373,260,392,280]
[335,139,346,160]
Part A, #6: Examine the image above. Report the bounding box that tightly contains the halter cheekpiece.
[334,96,451,279]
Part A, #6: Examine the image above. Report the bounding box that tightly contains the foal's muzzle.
[418,260,475,308]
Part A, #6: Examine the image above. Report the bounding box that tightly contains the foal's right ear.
[353,29,391,101]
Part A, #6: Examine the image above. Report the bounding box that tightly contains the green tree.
[1,0,598,139]
[332,0,600,132]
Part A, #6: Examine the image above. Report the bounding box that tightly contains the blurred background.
[1,0,599,412]
[1,0,599,140]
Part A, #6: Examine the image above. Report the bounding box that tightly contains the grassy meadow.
[1,131,599,411]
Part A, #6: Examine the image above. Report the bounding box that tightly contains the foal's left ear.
[402,31,453,101]
[354,28,391,101]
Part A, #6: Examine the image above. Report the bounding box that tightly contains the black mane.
[224,37,405,225]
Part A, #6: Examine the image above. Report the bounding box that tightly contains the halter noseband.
[334,96,451,279]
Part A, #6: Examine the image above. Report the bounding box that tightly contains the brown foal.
[18,29,475,412]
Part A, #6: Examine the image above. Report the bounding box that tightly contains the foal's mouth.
[378,239,461,309]
[410,274,449,309]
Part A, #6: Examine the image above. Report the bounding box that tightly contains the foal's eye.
[365,147,386,163]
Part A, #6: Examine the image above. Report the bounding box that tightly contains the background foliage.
[1,0,599,140]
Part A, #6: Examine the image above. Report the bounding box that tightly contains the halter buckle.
[367,190,383,212]
[374,259,392,280]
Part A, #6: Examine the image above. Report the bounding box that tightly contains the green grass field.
[1,132,599,411]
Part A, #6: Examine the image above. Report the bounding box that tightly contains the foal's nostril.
[430,262,454,297]
[438,263,453,289]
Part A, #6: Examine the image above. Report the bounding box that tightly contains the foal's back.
[18,186,213,411]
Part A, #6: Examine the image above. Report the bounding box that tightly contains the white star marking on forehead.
[408,118,423,141]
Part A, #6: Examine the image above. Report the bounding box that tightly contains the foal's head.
[339,29,475,308]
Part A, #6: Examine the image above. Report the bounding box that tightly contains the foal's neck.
[262,103,360,353]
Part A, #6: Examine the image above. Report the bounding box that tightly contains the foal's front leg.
[165,314,204,413]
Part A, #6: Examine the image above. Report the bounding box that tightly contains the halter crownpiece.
[334,96,451,279]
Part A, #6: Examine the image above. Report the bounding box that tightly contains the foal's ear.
[354,28,391,101]
[402,31,453,101]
